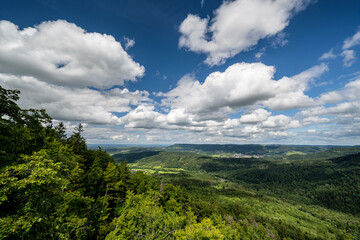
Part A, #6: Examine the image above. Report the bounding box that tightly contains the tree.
[67,123,87,155]
[0,86,52,167]
[0,144,94,239]
[0,86,20,121]
[106,190,187,240]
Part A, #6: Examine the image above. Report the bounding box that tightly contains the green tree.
[173,218,225,240]
[0,144,94,239]
[67,123,87,156]
[106,190,187,240]
[0,86,52,167]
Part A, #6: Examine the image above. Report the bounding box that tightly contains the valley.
[106,144,360,239]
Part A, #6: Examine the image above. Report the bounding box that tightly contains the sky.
[1,0,360,145]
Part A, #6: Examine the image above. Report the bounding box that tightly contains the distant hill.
[112,151,161,163]
[109,144,360,163]
[122,148,360,216]
[166,143,332,156]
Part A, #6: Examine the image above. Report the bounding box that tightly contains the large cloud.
[162,63,277,117]
[118,62,328,140]
[264,63,328,110]
[0,20,144,88]
[179,0,312,65]
[161,62,327,120]
[240,108,271,123]
[300,78,360,130]
[0,73,150,124]
[0,20,149,125]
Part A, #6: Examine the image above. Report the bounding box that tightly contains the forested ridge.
[1,85,360,239]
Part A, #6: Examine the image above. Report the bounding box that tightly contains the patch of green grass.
[285,151,306,156]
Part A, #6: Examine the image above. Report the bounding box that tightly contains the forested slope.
[121,146,360,239]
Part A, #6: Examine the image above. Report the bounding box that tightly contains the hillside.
[112,146,360,239]
[166,144,331,156]
[108,143,360,160]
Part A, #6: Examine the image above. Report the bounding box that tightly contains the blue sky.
[1,0,360,145]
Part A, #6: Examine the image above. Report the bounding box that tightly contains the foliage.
[0,86,53,167]
[0,144,94,239]
[106,190,187,240]
[120,146,360,239]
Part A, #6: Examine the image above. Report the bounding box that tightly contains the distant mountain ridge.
[109,144,360,163]
[166,143,332,155]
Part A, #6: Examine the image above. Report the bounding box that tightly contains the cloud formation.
[0,20,144,88]
[1,18,359,145]
[343,29,360,50]
[240,108,271,124]
[0,73,150,124]
[300,78,360,130]
[179,0,312,65]
[340,28,360,67]
[162,62,327,118]
[319,48,336,61]
[341,50,356,67]
[124,37,135,50]
[118,62,328,142]
[264,63,328,110]
[0,20,148,125]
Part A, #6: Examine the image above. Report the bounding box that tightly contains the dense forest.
[111,146,360,239]
[1,85,360,239]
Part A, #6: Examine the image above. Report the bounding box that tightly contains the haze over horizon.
[1,0,360,145]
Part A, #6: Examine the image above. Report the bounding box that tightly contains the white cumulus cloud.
[163,63,277,116]
[240,108,271,123]
[261,115,301,129]
[0,73,150,124]
[264,63,328,110]
[0,20,144,88]
[300,78,360,130]
[179,0,312,66]
[162,62,327,119]
[117,62,330,142]
[0,20,150,125]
